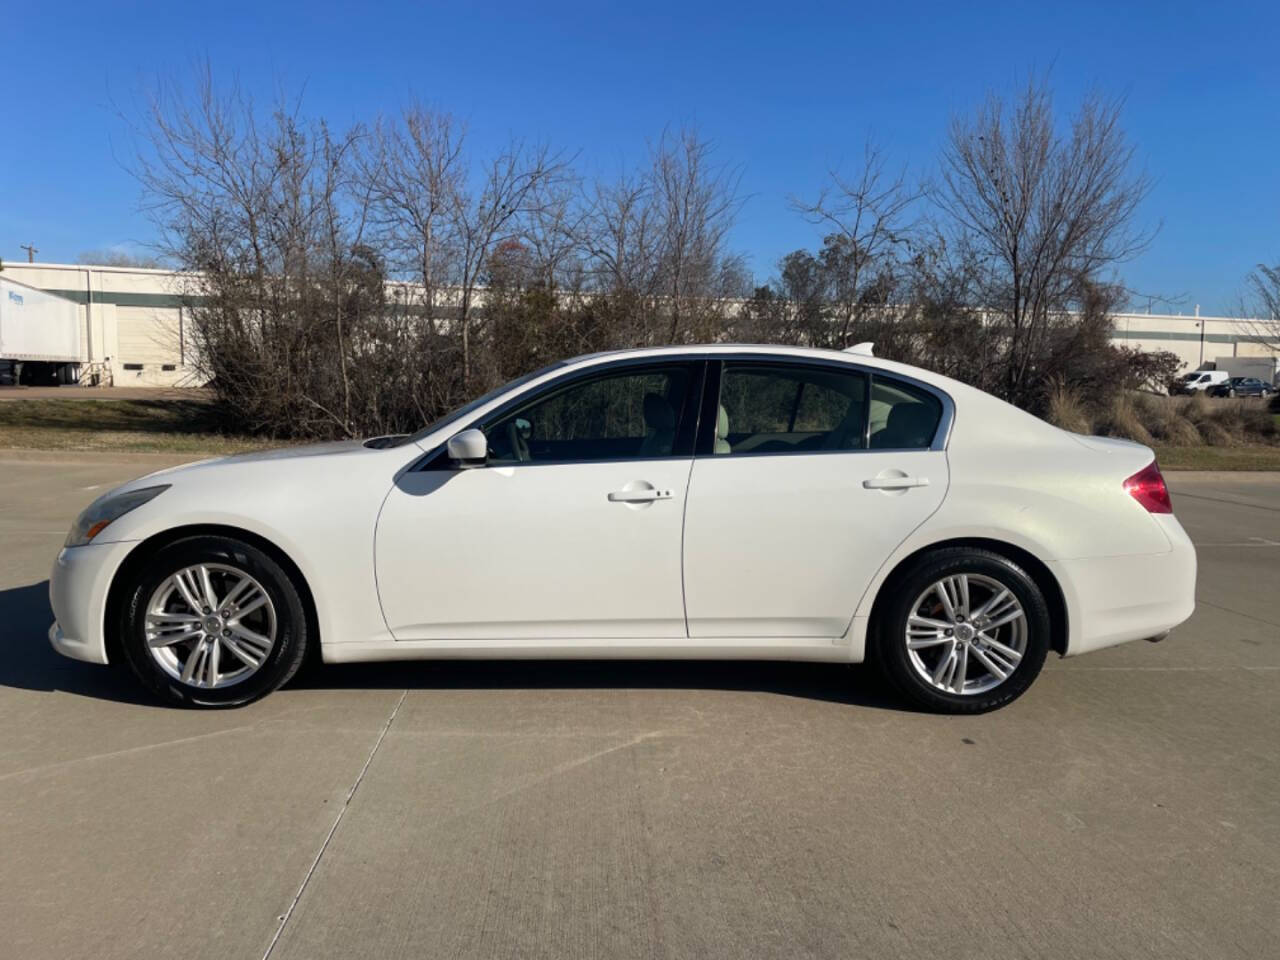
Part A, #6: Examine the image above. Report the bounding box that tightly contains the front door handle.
[863,476,930,490]
[608,487,673,503]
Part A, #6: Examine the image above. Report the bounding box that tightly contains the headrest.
[716,404,729,439]
[885,403,936,447]
[643,393,676,431]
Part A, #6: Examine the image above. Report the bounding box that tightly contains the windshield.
[1180,373,1200,382]
[389,360,569,448]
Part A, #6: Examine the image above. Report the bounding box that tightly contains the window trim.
[694,355,954,458]
[419,357,708,470]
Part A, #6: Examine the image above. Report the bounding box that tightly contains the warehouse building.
[2,260,1277,387]
[2,261,196,386]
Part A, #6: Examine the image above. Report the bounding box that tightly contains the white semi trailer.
[0,275,81,384]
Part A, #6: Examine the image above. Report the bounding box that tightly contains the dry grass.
[1047,390,1278,450]
[1043,389,1280,469]
[1095,393,1154,445]
[1045,382,1093,435]
[0,398,280,454]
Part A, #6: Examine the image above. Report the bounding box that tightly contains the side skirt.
[321,635,858,665]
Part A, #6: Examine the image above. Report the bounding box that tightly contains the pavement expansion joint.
[260,688,408,960]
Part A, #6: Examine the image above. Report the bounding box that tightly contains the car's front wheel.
[873,547,1051,713]
[118,535,310,707]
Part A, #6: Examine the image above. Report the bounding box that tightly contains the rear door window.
[868,378,944,450]
[713,363,868,455]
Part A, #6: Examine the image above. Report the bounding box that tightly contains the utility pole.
[19,243,38,263]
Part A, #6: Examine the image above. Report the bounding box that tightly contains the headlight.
[65,485,170,547]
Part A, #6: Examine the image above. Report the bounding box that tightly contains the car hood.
[116,438,416,494]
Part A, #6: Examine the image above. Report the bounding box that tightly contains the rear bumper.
[47,539,138,665]
[1050,515,1197,657]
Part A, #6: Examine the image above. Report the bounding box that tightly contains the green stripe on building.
[41,289,202,309]
[1110,329,1241,344]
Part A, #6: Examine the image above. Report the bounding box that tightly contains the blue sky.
[2,0,1276,314]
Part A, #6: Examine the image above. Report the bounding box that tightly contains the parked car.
[1209,376,1274,399]
[48,345,1197,713]
[1172,370,1230,394]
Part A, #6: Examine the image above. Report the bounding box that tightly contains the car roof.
[564,342,897,371]
[559,342,962,399]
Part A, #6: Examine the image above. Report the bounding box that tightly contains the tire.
[871,547,1051,714]
[118,535,310,707]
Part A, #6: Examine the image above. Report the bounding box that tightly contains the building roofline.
[2,262,1269,326]
[4,260,184,278]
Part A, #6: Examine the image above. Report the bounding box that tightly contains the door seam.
[679,457,697,638]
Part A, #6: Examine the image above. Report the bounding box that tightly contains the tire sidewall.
[120,536,308,707]
[874,549,1051,713]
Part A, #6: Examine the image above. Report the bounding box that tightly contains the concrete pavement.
[1,453,1276,959]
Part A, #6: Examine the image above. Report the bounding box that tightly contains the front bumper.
[47,539,139,665]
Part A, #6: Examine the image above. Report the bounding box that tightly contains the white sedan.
[48,345,1196,712]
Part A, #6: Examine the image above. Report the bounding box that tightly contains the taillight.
[1124,461,1172,514]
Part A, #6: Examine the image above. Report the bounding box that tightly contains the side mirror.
[446,428,488,467]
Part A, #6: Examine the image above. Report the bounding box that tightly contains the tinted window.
[868,378,943,449]
[715,363,868,455]
[392,360,568,447]
[484,365,692,464]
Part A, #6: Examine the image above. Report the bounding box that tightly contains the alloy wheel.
[904,573,1028,696]
[144,563,278,689]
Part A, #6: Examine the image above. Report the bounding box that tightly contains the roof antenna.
[844,342,875,357]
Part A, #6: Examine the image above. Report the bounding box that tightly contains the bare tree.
[648,128,747,341]
[132,65,1173,441]
[136,68,400,438]
[792,140,922,346]
[76,249,167,269]
[352,106,469,418]
[447,139,572,386]
[581,171,659,299]
[937,78,1154,405]
[355,107,464,316]
[1243,262,1280,350]
[522,171,586,292]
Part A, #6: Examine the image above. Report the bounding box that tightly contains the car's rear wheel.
[873,547,1051,713]
[118,535,310,707]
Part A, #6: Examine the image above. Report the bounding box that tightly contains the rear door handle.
[608,488,673,503]
[863,476,930,490]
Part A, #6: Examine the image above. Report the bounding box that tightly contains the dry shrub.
[1238,403,1279,440]
[1183,396,1277,445]
[1127,393,1196,445]
[1196,419,1236,446]
[1097,394,1155,445]
[1106,392,1279,448]
[1046,381,1093,434]
[1179,393,1211,426]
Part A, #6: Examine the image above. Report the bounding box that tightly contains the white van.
[1174,370,1230,394]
